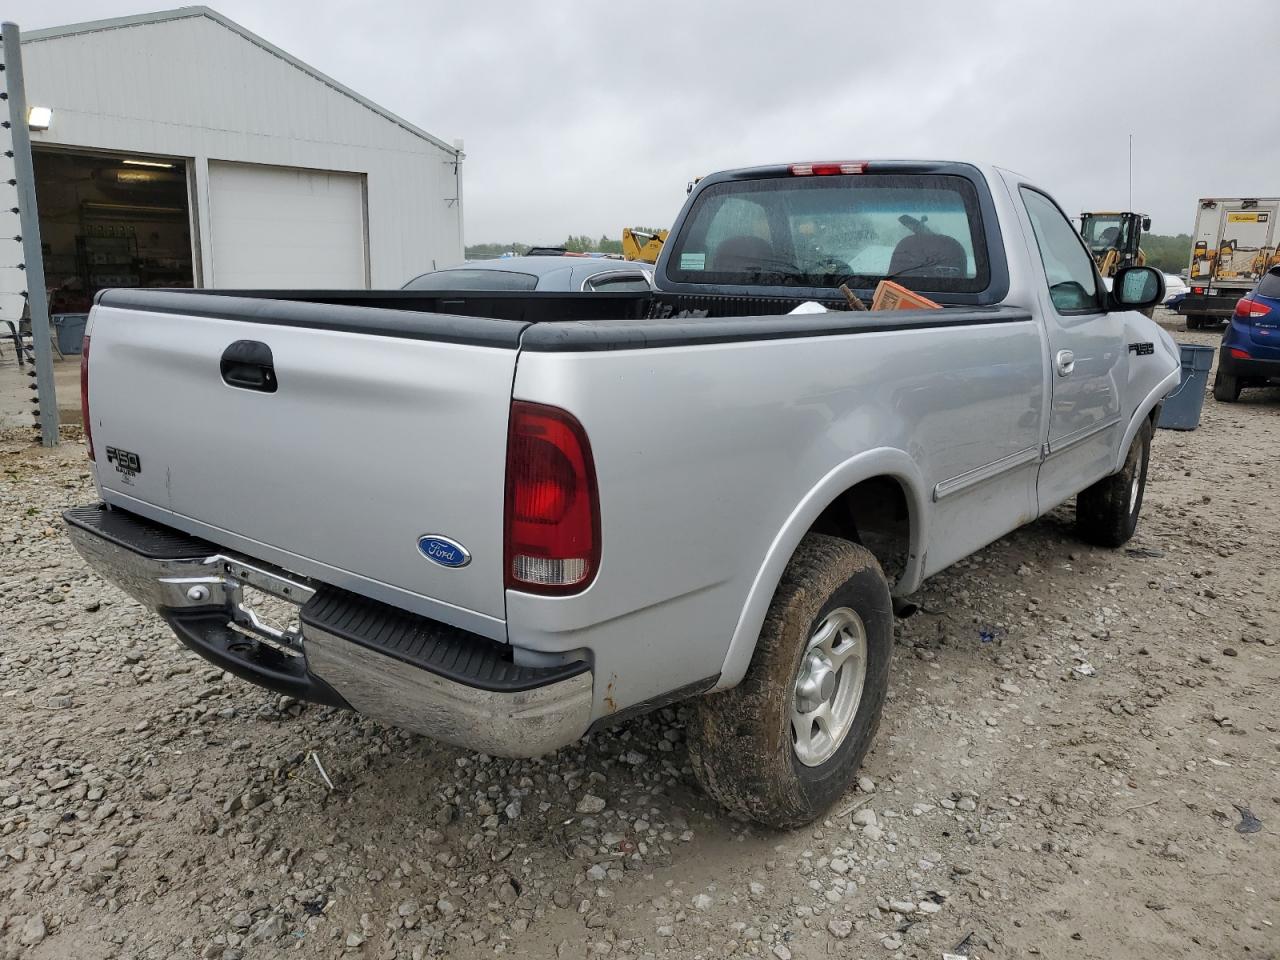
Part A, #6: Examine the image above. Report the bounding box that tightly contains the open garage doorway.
[32,148,196,314]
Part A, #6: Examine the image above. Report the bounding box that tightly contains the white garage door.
[208,161,367,288]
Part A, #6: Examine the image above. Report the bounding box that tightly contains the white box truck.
[1180,197,1280,328]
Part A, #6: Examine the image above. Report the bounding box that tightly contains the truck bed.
[86,286,1032,649]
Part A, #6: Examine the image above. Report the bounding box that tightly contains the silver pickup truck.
[66,161,1179,827]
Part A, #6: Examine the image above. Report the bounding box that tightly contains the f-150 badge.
[105,446,142,483]
[1128,342,1154,356]
[417,535,471,568]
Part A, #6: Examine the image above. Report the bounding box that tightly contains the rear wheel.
[1185,315,1203,331]
[1213,371,1241,403]
[1076,420,1151,548]
[688,535,892,829]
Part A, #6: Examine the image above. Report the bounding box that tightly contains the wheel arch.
[713,447,928,691]
[1115,363,1179,473]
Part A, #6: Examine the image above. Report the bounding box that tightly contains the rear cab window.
[665,170,991,297]
[403,269,538,291]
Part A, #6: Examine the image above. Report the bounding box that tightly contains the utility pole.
[2,21,58,447]
[1128,133,1134,211]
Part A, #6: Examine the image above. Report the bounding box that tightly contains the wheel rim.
[1128,468,1140,515]
[791,606,868,767]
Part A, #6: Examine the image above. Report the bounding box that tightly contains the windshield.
[1080,215,1125,252]
[403,269,538,291]
[665,173,989,292]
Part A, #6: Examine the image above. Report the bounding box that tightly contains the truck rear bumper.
[1177,293,1242,319]
[1218,345,1280,381]
[64,504,592,758]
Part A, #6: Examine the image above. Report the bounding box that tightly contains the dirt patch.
[0,314,1275,959]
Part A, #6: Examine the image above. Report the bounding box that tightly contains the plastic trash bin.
[52,313,89,355]
[1157,343,1215,431]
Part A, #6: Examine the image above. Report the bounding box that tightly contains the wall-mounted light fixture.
[26,105,52,130]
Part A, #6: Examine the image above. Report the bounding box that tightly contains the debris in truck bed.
[838,283,869,311]
[872,279,943,311]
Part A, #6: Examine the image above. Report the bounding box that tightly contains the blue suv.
[1214,265,1280,402]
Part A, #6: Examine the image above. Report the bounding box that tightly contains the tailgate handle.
[220,340,277,393]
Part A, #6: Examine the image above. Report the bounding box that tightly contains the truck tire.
[1185,315,1203,330]
[1075,420,1151,548]
[687,534,892,828]
[1213,371,1241,402]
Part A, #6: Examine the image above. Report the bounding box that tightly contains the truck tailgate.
[85,291,525,638]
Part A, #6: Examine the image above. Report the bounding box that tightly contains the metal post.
[2,22,58,446]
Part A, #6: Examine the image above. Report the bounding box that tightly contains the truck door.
[1215,206,1274,285]
[1018,187,1126,511]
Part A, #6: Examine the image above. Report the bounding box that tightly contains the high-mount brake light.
[788,162,868,176]
[80,336,94,461]
[504,401,600,595]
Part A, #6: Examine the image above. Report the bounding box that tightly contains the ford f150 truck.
[66,161,1179,827]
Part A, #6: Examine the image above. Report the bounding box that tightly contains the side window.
[1021,188,1100,313]
[587,273,652,292]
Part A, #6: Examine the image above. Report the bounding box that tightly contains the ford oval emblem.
[417,535,471,568]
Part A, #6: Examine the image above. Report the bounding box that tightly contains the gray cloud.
[14,0,1280,243]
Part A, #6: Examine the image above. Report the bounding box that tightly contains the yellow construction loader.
[621,228,668,264]
[1079,211,1149,278]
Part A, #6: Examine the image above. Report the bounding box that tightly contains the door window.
[1021,189,1101,313]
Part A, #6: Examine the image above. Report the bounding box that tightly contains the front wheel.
[1075,420,1151,548]
[1213,371,1241,403]
[688,535,892,828]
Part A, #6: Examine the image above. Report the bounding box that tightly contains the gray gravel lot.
[0,318,1276,960]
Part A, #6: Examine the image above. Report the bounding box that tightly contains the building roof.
[22,6,461,156]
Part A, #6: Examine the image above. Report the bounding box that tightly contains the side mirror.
[1111,265,1164,310]
[1142,217,1151,232]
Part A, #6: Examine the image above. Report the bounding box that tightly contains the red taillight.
[789,161,867,176]
[1234,297,1272,319]
[1192,286,1205,294]
[80,335,94,461]
[504,401,599,594]
[1229,348,1252,360]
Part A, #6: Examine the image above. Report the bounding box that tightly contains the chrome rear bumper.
[65,505,592,758]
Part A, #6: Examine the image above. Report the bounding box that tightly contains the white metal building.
[15,6,462,310]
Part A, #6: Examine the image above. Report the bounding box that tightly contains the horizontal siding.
[20,16,462,286]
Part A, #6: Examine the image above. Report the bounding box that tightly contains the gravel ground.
[0,317,1276,960]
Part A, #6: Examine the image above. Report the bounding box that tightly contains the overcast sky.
[12,0,1280,244]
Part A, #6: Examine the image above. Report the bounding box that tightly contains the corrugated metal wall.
[17,13,463,289]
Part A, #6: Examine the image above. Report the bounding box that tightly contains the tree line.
[1141,233,1192,274]
[465,235,620,259]
[466,229,667,260]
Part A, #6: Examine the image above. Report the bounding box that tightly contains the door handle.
[1055,349,1075,377]
[220,340,277,393]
